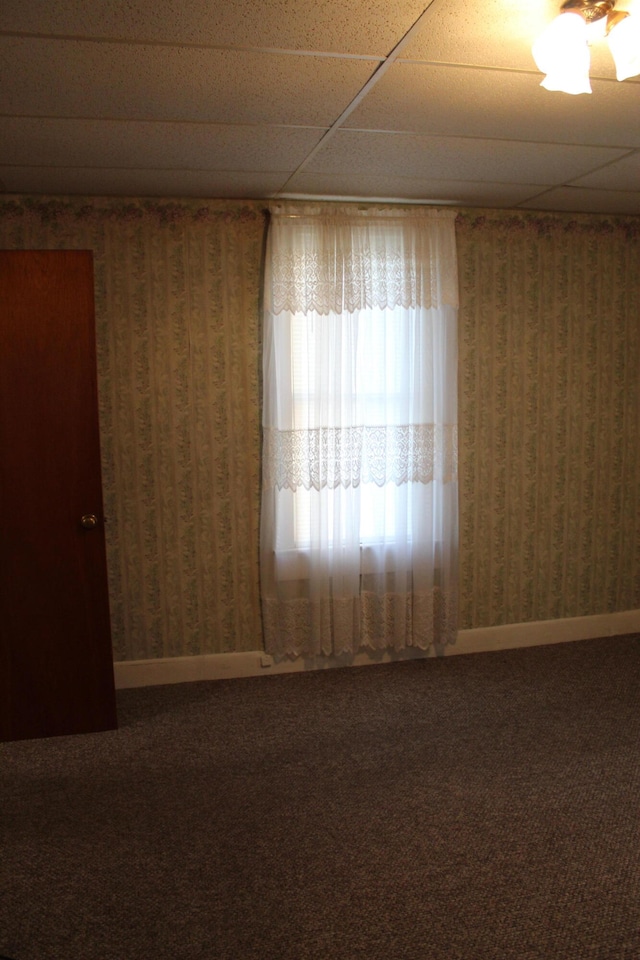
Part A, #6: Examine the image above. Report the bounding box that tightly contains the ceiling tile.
[0,117,323,172]
[344,62,640,149]
[0,0,428,56]
[1,0,639,208]
[519,186,640,214]
[306,131,629,185]
[281,171,547,206]
[400,0,620,78]
[0,165,286,198]
[0,37,376,126]
[569,151,640,190]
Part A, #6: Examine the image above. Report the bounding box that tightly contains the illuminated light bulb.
[532,11,592,93]
[607,12,640,80]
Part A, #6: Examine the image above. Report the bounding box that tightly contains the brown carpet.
[1,634,640,960]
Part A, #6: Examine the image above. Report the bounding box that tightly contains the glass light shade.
[532,11,592,94]
[608,13,640,80]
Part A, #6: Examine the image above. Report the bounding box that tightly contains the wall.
[0,197,266,661]
[457,211,640,628]
[1,197,639,661]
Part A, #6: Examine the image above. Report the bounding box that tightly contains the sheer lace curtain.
[261,203,459,658]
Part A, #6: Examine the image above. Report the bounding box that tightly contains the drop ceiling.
[1,0,640,213]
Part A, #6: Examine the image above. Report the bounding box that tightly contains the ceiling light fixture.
[532,0,640,93]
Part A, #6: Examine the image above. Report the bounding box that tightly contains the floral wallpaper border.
[6,195,639,233]
[456,208,640,239]
[0,196,267,226]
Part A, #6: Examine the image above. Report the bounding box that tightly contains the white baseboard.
[113,608,640,689]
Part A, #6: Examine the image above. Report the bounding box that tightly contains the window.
[281,304,417,553]
[260,203,459,658]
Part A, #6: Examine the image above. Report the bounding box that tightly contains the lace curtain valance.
[267,203,459,316]
[262,423,458,491]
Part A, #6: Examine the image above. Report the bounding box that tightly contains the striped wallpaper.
[1,198,638,659]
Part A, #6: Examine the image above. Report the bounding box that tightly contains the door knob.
[80,514,98,529]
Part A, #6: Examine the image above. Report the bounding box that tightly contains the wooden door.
[0,250,117,741]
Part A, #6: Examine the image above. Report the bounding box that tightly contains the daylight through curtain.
[261,203,459,658]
